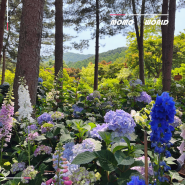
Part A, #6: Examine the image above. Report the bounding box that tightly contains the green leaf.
[53,127,61,136]
[130,160,144,168]
[98,132,112,145]
[82,124,91,131]
[39,163,47,174]
[88,122,96,130]
[46,132,54,138]
[43,157,53,163]
[122,137,130,149]
[71,151,97,165]
[55,124,65,129]
[60,133,72,142]
[79,96,85,101]
[112,145,128,154]
[169,170,184,181]
[114,151,134,166]
[95,150,117,172]
[35,135,46,141]
[117,178,128,185]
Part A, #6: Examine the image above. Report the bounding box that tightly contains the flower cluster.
[176,109,183,117]
[170,116,182,128]
[129,79,143,87]
[127,176,149,185]
[18,83,34,123]
[10,162,26,174]
[0,104,14,145]
[131,156,153,176]
[87,91,101,101]
[150,92,176,154]
[69,167,100,185]
[104,110,136,141]
[149,92,176,182]
[177,123,185,165]
[21,166,38,184]
[135,91,152,104]
[72,104,84,118]
[51,111,64,120]
[46,89,60,105]
[38,77,43,83]
[41,122,54,133]
[51,142,73,185]
[34,145,52,157]
[90,123,109,140]
[26,132,39,144]
[0,86,14,147]
[37,113,53,125]
[25,124,38,134]
[59,139,95,177]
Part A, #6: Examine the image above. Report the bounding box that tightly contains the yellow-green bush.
[0,70,15,85]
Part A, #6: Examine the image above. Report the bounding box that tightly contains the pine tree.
[13,0,45,111]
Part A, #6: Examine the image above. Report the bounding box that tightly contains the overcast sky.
[41,2,185,56]
[62,8,185,55]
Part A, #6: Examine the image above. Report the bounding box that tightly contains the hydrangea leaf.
[114,150,134,166]
[95,150,117,172]
[169,170,184,181]
[34,135,46,141]
[71,151,97,165]
[46,132,53,138]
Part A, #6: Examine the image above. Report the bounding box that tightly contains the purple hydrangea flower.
[57,139,95,177]
[25,124,38,134]
[90,123,109,140]
[37,113,53,125]
[104,109,136,140]
[170,116,182,128]
[135,91,152,104]
[10,162,26,174]
[129,79,143,87]
[34,145,52,157]
[72,105,84,118]
[87,93,94,101]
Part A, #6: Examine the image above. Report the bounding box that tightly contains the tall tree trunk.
[55,0,63,77]
[1,47,5,85]
[161,0,168,89]
[132,0,145,85]
[162,0,176,91]
[139,0,145,85]
[13,0,45,112]
[94,0,99,90]
[0,0,7,63]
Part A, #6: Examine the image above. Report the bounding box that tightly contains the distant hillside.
[44,52,93,63]
[67,47,128,69]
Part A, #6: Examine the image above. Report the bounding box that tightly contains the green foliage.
[0,70,15,85]
[67,47,127,69]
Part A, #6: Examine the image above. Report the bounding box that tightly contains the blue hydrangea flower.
[90,123,109,140]
[37,113,53,125]
[38,77,43,83]
[135,91,152,104]
[25,124,38,133]
[59,139,95,177]
[87,93,94,101]
[127,176,149,185]
[129,79,143,87]
[104,109,136,140]
[72,104,84,118]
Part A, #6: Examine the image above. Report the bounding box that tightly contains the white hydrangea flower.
[18,84,34,123]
